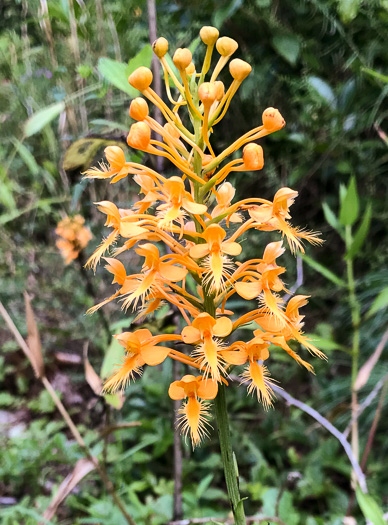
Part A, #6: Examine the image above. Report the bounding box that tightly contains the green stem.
[214,384,246,523]
[345,225,361,480]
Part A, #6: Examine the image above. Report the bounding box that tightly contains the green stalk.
[345,225,361,480]
[214,384,246,524]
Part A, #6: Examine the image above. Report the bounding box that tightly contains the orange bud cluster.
[84,26,324,448]
[55,215,92,265]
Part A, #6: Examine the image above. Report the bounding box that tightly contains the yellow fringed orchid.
[182,313,233,382]
[169,374,218,447]
[104,329,181,392]
[190,224,241,291]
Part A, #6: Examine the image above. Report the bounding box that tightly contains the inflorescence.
[84,26,325,447]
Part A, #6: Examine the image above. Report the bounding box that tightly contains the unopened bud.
[198,82,218,106]
[262,107,285,131]
[127,122,151,150]
[173,48,192,70]
[128,67,153,91]
[243,143,264,170]
[200,26,219,46]
[186,62,196,75]
[214,81,225,101]
[203,154,216,176]
[164,122,180,139]
[216,37,238,57]
[129,97,149,121]
[152,37,169,58]
[229,59,251,81]
[105,146,126,170]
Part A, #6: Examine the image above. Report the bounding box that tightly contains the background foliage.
[1,0,387,523]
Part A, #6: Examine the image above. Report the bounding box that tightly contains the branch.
[230,375,368,493]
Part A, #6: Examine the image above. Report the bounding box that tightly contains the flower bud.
[105,146,126,170]
[216,37,238,57]
[128,67,153,91]
[243,143,264,170]
[200,26,219,46]
[262,107,285,131]
[214,81,225,101]
[164,122,180,139]
[129,97,149,121]
[152,37,169,58]
[229,58,251,81]
[202,154,216,176]
[198,82,218,106]
[186,62,196,75]
[173,48,192,70]
[127,122,151,150]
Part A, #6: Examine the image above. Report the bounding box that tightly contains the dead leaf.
[41,458,95,522]
[355,328,388,391]
[24,292,45,378]
[84,342,103,395]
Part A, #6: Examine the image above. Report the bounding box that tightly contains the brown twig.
[360,378,388,472]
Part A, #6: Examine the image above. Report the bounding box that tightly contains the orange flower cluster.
[85,27,324,447]
[55,214,92,265]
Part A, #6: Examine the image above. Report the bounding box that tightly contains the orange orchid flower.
[55,214,92,264]
[157,176,207,233]
[233,241,287,323]
[120,243,191,310]
[181,312,233,382]
[85,201,149,271]
[246,188,322,253]
[190,224,241,291]
[221,336,276,408]
[255,295,326,359]
[169,374,218,447]
[83,146,131,182]
[104,329,181,392]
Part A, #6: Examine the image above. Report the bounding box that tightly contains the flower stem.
[214,383,246,524]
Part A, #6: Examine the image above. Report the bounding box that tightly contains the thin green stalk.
[214,384,246,523]
[345,225,361,480]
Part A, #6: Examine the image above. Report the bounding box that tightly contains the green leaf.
[100,337,125,380]
[366,286,388,319]
[339,177,359,226]
[24,101,65,137]
[212,0,243,28]
[302,254,346,287]
[98,45,152,98]
[272,35,301,65]
[307,76,335,106]
[98,58,133,95]
[361,67,388,84]
[356,488,385,525]
[345,202,372,259]
[196,473,214,499]
[337,0,361,24]
[12,138,39,175]
[322,202,341,232]
[125,44,153,82]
